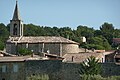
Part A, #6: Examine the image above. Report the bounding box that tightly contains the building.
[105,50,120,63]
[0,56,62,80]
[6,1,80,56]
[63,52,105,63]
[113,38,120,46]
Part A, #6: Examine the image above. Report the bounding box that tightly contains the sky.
[1,0,120,30]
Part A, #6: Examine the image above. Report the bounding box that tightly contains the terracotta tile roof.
[113,38,120,44]
[7,36,79,44]
[63,53,104,63]
[115,54,120,58]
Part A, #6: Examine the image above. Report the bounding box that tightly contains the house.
[113,38,120,46]
[6,0,80,56]
[105,50,120,63]
[0,55,62,80]
[63,52,105,63]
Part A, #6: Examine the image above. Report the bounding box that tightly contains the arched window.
[13,24,17,35]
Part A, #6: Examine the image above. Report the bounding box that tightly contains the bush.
[80,75,120,80]
[80,75,105,80]
[27,74,49,80]
[79,56,102,75]
[18,48,32,55]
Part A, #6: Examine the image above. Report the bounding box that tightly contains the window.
[13,64,18,72]
[13,24,17,35]
[2,65,6,73]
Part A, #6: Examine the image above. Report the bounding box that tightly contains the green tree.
[113,29,120,38]
[79,56,101,75]
[0,40,4,50]
[100,22,114,44]
[87,36,111,50]
[76,25,94,39]
[58,27,75,40]
[0,23,9,50]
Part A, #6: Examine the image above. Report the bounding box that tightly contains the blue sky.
[1,0,120,30]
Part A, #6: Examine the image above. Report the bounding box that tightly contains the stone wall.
[25,61,120,80]
[7,42,80,56]
[101,63,120,77]
[6,43,16,54]
[25,60,62,80]
[1,60,120,80]
[0,62,25,80]
[62,44,79,55]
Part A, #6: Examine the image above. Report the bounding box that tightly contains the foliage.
[0,39,4,50]
[0,23,9,50]
[27,74,49,80]
[18,48,32,55]
[100,22,114,44]
[79,56,101,75]
[80,75,120,80]
[86,36,111,50]
[0,22,120,51]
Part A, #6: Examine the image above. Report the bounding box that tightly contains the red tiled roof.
[113,38,120,44]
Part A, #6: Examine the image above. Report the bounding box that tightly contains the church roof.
[7,36,79,44]
[12,0,21,20]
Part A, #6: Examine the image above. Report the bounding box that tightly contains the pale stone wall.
[28,43,39,53]
[44,43,60,55]
[25,60,62,80]
[17,43,26,49]
[62,44,79,54]
[1,61,120,80]
[6,43,16,54]
[6,42,80,56]
[0,62,25,80]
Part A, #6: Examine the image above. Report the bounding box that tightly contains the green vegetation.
[80,75,120,80]
[79,56,120,80]
[79,56,101,75]
[18,48,32,55]
[0,23,9,50]
[27,74,49,80]
[0,22,120,51]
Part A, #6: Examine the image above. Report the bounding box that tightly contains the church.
[6,1,80,56]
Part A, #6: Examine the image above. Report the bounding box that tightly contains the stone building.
[0,56,62,80]
[6,1,80,56]
[105,50,120,63]
[113,38,120,46]
[63,52,105,63]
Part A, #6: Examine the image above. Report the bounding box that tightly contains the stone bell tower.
[10,0,23,37]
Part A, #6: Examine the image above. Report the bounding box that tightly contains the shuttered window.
[13,64,18,72]
[2,65,6,73]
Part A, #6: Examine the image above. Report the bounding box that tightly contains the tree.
[0,23,9,50]
[87,36,111,50]
[100,22,114,44]
[0,40,4,50]
[79,56,101,75]
[76,25,94,39]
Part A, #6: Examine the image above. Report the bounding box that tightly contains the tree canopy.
[0,22,120,50]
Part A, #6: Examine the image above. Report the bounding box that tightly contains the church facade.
[6,1,80,56]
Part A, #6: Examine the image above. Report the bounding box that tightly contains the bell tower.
[10,0,23,37]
